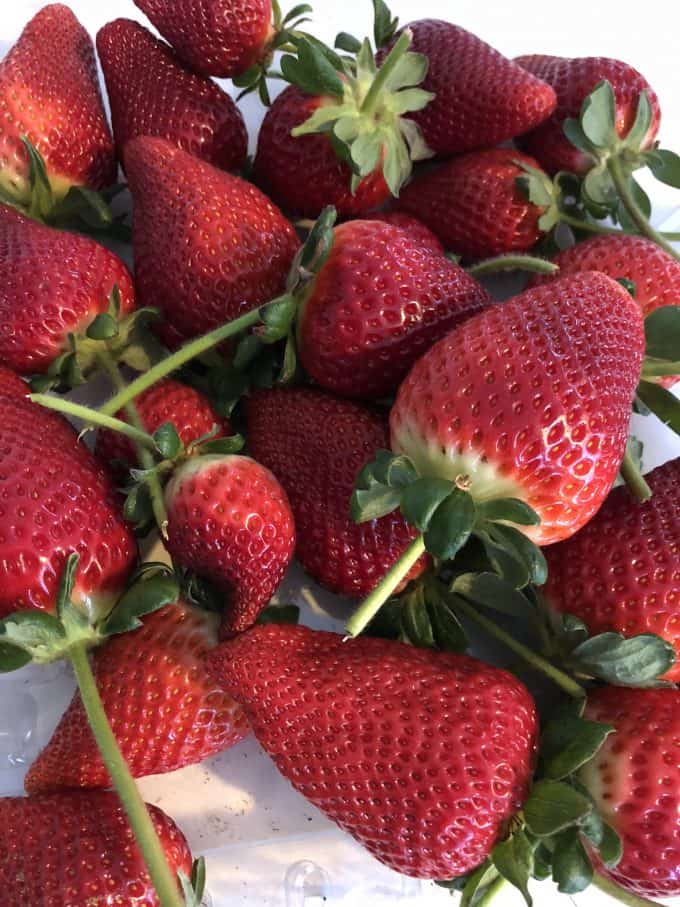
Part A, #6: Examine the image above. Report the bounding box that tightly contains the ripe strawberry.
[544,457,680,681]
[0,4,115,205]
[0,394,136,619]
[209,623,538,878]
[390,272,645,545]
[0,365,28,398]
[397,150,547,260]
[245,387,427,598]
[0,790,191,906]
[364,210,444,255]
[25,600,249,793]
[0,205,135,375]
[581,686,680,897]
[515,55,661,174]
[97,19,247,172]
[125,137,300,347]
[379,20,556,157]
[297,218,490,398]
[165,455,295,636]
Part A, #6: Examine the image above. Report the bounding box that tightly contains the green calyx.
[629,306,680,444]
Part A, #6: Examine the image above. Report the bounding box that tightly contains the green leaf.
[21,137,53,219]
[562,118,594,156]
[583,164,618,212]
[256,295,298,344]
[280,37,345,98]
[50,184,115,232]
[636,380,680,436]
[373,0,399,47]
[257,604,300,625]
[123,482,153,527]
[616,277,637,297]
[197,434,245,456]
[645,148,680,189]
[0,610,66,658]
[0,642,32,672]
[423,488,475,560]
[533,843,553,881]
[568,631,675,686]
[153,422,182,459]
[523,780,593,837]
[452,572,535,619]
[644,306,680,362]
[191,856,206,903]
[102,573,180,636]
[541,717,614,780]
[484,523,548,586]
[476,530,531,589]
[476,498,540,527]
[85,312,118,341]
[427,596,468,653]
[384,455,418,489]
[335,31,362,54]
[351,485,402,522]
[623,91,653,151]
[297,206,337,275]
[55,552,80,621]
[492,830,534,906]
[401,590,435,649]
[598,823,624,869]
[580,80,618,148]
[551,828,593,894]
[400,477,454,531]
[460,861,499,907]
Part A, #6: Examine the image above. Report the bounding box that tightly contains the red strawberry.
[0,4,115,205]
[245,387,427,598]
[125,137,300,347]
[390,272,645,545]
[297,219,490,398]
[581,686,680,897]
[0,205,135,375]
[515,55,661,175]
[544,457,680,681]
[25,600,249,794]
[379,20,556,157]
[0,394,136,619]
[364,210,444,255]
[165,455,295,636]
[97,19,247,172]
[398,150,547,259]
[0,790,191,906]
[0,365,28,398]
[209,623,538,878]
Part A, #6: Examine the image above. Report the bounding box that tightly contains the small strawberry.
[125,137,300,347]
[209,623,538,879]
[245,386,427,598]
[364,210,444,255]
[97,19,247,172]
[515,55,660,175]
[165,455,295,636]
[0,365,28,398]
[0,790,192,906]
[0,4,115,206]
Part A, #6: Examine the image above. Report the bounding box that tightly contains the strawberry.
[245,386,427,598]
[0,4,115,206]
[515,55,661,175]
[209,623,538,878]
[165,455,295,636]
[0,790,192,906]
[364,210,444,255]
[581,686,680,897]
[397,150,548,260]
[25,600,249,794]
[0,205,135,375]
[544,456,680,681]
[0,365,28,398]
[97,19,247,172]
[0,394,136,619]
[297,218,490,398]
[125,136,300,347]
[390,272,645,545]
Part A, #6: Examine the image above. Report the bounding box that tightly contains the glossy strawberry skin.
[165,455,295,637]
[97,19,247,171]
[25,601,249,794]
[298,219,491,399]
[0,395,137,619]
[582,687,680,897]
[125,137,300,347]
[515,55,661,174]
[398,150,546,260]
[134,0,272,78]
[254,86,391,218]
[0,4,115,202]
[545,457,680,681]
[364,210,444,255]
[0,366,28,398]
[245,387,427,598]
[209,624,538,879]
[391,272,645,546]
[0,790,191,906]
[0,206,135,374]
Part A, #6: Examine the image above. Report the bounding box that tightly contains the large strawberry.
[125,137,300,347]
[364,210,444,255]
[209,623,538,879]
[97,19,247,172]
[0,790,192,906]
[0,365,28,398]
[0,4,115,206]
[165,455,295,636]
[515,55,660,175]
[245,387,427,597]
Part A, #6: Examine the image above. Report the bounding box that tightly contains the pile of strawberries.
[0,1,679,905]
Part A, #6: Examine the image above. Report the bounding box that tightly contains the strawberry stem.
[466,255,558,277]
[558,212,680,241]
[473,875,506,907]
[30,394,158,451]
[68,642,185,907]
[608,157,680,262]
[360,29,412,117]
[592,872,664,906]
[619,449,652,502]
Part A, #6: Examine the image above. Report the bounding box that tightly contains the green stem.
[619,449,652,502]
[474,875,507,907]
[69,643,184,907]
[608,157,680,262]
[641,359,680,379]
[467,255,559,277]
[559,212,680,241]
[452,596,586,699]
[360,30,412,116]
[100,306,262,417]
[345,535,426,637]
[592,872,664,907]
[31,394,158,451]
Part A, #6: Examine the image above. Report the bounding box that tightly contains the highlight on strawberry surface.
[0,0,679,905]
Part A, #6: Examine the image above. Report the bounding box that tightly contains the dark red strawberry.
[97,19,247,171]
[245,386,427,598]
[125,136,300,347]
[363,210,444,254]
[209,623,538,878]
[398,150,547,259]
[0,790,192,906]
[0,366,28,398]
[515,55,661,174]
[0,4,115,205]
